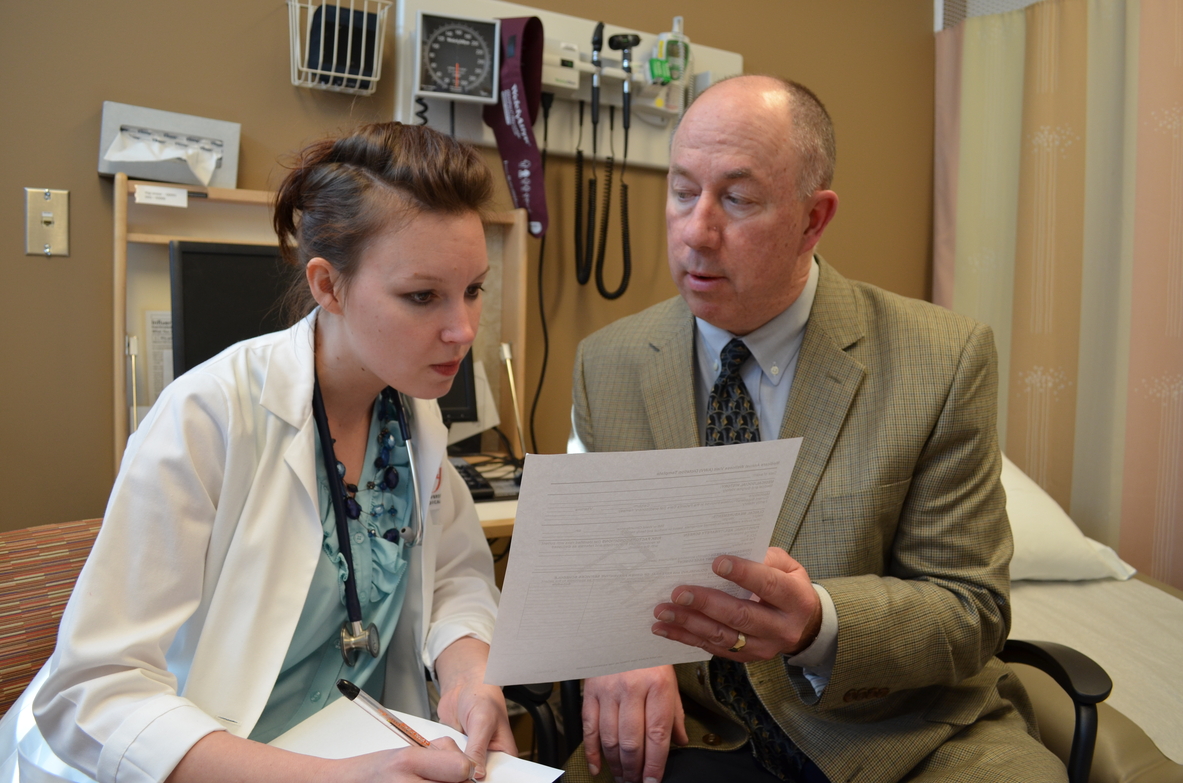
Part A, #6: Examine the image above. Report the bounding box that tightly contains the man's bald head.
[680,75,836,200]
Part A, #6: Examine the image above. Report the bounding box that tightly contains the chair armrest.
[1000,639,1112,704]
[1001,639,1113,783]
[503,683,560,768]
[560,679,584,758]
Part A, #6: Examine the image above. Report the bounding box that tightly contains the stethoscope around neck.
[311,375,426,665]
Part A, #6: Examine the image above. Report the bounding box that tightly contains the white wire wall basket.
[288,0,392,96]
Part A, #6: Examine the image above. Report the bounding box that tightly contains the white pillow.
[1001,454,1136,581]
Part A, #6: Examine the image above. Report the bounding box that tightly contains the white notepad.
[269,696,562,782]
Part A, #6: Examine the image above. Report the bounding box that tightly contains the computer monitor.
[169,241,483,428]
[169,241,290,376]
[437,350,479,426]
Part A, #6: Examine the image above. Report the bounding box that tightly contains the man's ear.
[306,258,345,315]
[799,190,839,257]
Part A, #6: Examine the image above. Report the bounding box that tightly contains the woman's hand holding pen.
[433,637,517,780]
[342,738,477,782]
[165,730,478,783]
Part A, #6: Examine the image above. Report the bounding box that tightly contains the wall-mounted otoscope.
[590,22,604,132]
[576,22,606,288]
[583,32,640,300]
[609,34,641,141]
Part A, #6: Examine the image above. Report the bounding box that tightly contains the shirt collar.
[696,258,819,386]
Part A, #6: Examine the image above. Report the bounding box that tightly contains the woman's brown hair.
[273,122,494,323]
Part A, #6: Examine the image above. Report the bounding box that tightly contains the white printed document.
[270,697,562,782]
[485,439,802,685]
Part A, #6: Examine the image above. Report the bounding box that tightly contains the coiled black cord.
[599,179,632,300]
[595,106,630,299]
[594,155,614,289]
[573,148,585,283]
[581,99,603,286]
[573,101,592,286]
[414,97,429,125]
[529,93,554,453]
[581,176,597,286]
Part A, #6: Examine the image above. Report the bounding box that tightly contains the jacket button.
[702,733,722,746]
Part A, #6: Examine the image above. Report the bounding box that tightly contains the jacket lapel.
[407,395,447,662]
[408,397,448,517]
[770,260,866,553]
[260,313,321,522]
[640,300,700,450]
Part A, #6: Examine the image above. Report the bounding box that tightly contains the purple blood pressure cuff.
[482,16,548,237]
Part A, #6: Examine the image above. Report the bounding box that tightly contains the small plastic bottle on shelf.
[653,16,691,114]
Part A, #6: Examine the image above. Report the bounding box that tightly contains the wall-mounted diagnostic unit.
[394,0,744,171]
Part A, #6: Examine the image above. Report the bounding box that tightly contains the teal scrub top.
[249,392,414,743]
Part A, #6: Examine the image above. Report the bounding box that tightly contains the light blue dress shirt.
[249,398,413,743]
[693,259,820,443]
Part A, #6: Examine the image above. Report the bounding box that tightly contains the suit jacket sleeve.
[798,319,1011,710]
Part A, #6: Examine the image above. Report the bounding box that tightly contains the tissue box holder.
[98,101,241,188]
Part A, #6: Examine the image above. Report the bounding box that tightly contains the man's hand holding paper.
[653,547,823,663]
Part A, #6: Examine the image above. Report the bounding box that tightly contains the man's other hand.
[582,665,689,783]
[652,547,822,661]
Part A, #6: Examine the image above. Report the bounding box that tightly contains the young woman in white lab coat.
[0,123,513,783]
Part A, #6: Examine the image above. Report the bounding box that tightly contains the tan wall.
[0,0,934,532]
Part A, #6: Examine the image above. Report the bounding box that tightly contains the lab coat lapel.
[641,302,700,450]
[408,396,447,666]
[770,261,865,553]
[408,397,448,518]
[260,312,321,516]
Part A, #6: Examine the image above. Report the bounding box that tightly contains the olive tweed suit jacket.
[569,260,1047,783]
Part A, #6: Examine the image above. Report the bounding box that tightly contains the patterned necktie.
[705,339,809,780]
[705,339,761,446]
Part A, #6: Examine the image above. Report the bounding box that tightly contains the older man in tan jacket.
[564,76,1066,783]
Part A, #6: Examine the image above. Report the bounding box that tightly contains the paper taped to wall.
[145,310,174,405]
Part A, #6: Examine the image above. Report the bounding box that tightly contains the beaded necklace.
[330,387,407,543]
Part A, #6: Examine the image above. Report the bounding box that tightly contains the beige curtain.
[934,0,1183,589]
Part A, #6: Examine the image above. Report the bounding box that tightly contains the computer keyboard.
[448,457,495,501]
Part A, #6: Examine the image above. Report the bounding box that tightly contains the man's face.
[666,80,817,335]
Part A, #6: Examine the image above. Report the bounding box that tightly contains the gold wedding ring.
[728,631,747,653]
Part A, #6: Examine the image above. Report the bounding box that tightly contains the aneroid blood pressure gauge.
[414,13,500,104]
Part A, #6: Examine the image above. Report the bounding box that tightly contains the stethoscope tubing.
[311,376,366,628]
[311,376,425,653]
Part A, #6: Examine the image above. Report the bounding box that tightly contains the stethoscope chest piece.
[341,620,381,665]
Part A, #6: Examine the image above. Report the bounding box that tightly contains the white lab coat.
[0,313,499,783]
